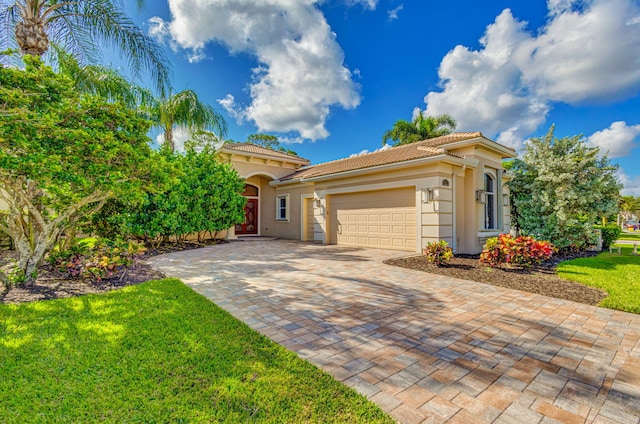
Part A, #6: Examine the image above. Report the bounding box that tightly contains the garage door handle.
[338,223,342,235]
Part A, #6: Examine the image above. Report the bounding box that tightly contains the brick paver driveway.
[149,240,640,424]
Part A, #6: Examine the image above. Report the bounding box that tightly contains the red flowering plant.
[479,234,555,268]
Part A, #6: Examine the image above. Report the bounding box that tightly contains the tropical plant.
[149,89,227,152]
[619,195,640,224]
[56,47,155,109]
[0,57,169,283]
[508,126,621,251]
[47,238,145,281]
[423,240,454,266]
[382,112,457,146]
[0,0,170,93]
[479,234,555,268]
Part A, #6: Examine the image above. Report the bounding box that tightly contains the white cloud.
[424,9,548,150]
[388,4,403,21]
[155,126,191,152]
[517,0,640,104]
[586,121,640,158]
[150,0,361,141]
[617,171,640,197]
[346,0,378,10]
[348,143,392,158]
[423,0,640,150]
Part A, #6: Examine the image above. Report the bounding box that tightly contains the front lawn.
[0,278,392,423]
[557,245,640,313]
[618,232,640,242]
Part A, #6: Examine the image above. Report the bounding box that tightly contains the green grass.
[557,245,640,313]
[0,279,392,423]
[618,232,640,242]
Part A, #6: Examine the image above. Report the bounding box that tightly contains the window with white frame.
[276,194,289,221]
[484,173,496,229]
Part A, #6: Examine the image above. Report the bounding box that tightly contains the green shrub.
[479,234,555,268]
[594,224,622,250]
[0,264,28,287]
[423,240,454,266]
[47,238,145,281]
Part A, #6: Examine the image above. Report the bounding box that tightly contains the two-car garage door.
[329,187,416,251]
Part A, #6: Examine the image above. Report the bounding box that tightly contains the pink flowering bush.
[479,234,555,268]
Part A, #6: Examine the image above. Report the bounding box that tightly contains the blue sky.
[119,0,640,195]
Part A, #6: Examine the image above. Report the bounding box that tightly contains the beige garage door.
[330,188,416,251]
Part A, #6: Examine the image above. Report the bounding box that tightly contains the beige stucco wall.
[272,185,314,240]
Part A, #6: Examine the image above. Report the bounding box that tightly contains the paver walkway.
[149,240,640,424]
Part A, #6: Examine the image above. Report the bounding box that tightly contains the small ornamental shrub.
[479,234,555,268]
[47,238,145,281]
[594,224,622,250]
[423,240,454,266]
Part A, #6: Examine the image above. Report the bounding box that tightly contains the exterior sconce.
[421,188,434,204]
[314,199,322,208]
[502,193,509,206]
[475,190,485,203]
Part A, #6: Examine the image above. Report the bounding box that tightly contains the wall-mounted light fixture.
[314,199,322,208]
[502,193,509,206]
[421,188,434,204]
[475,189,485,203]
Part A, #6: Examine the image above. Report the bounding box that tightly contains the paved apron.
[149,240,640,424]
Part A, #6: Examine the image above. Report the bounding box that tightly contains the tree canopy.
[244,133,299,156]
[508,126,621,251]
[0,57,168,282]
[382,113,457,146]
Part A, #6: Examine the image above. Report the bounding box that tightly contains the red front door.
[236,199,258,235]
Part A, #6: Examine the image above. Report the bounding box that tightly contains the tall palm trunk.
[15,17,49,56]
[164,124,174,152]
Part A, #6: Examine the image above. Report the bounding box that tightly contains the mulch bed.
[0,240,224,305]
[2,241,608,307]
[384,253,608,306]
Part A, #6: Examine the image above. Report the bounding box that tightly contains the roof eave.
[441,136,517,159]
[271,154,478,186]
[219,146,311,166]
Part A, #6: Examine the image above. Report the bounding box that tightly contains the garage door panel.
[331,187,416,251]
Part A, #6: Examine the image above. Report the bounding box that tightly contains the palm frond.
[78,0,171,95]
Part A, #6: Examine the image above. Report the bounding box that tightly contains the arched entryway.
[236,184,259,235]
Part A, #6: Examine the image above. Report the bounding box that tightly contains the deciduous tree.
[0,58,167,282]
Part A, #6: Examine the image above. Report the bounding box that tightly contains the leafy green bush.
[423,240,454,266]
[0,264,28,287]
[594,224,622,250]
[47,238,145,281]
[479,234,555,268]
[93,144,246,246]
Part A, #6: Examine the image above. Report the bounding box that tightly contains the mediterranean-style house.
[220,132,517,254]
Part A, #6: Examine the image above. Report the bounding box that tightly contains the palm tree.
[149,90,228,153]
[56,47,155,109]
[0,0,170,93]
[382,112,457,146]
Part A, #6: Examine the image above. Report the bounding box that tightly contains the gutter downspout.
[452,164,467,253]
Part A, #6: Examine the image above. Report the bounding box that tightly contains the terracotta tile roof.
[221,143,310,164]
[279,132,489,181]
